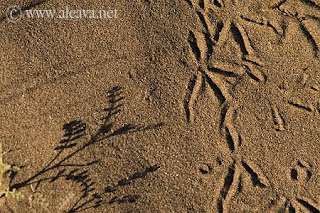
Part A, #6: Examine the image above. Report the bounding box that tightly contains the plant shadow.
[9,86,163,212]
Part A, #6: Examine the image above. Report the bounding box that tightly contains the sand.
[0,0,320,212]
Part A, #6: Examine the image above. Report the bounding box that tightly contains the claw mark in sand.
[271,195,320,213]
[289,160,313,182]
[184,72,202,123]
[300,20,320,58]
[214,103,270,212]
[288,99,314,112]
[270,104,286,131]
[188,31,202,63]
[241,160,270,188]
[243,63,267,84]
[275,2,320,58]
[216,161,240,213]
[183,0,272,122]
[184,27,233,122]
[300,0,320,10]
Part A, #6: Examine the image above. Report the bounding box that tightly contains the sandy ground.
[1,0,320,212]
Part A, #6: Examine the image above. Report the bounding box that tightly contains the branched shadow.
[9,86,163,212]
[68,164,160,213]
